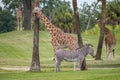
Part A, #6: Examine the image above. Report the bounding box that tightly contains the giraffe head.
[32,0,40,10]
[32,7,41,15]
[32,7,42,19]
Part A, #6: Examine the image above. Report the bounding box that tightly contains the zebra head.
[86,44,96,58]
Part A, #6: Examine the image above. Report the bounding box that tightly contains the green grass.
[0,69,120,80]
[0,30,120,80]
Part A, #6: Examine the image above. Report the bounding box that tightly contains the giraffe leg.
[109,45,114,60]
[18,18,21,31]
[109,49,115,60]
[20,19,22,31]
[113,49,115,58]
[106,45,109,59]
[111,45,115,59]
[17,19,19,31]
[51,40,59,61]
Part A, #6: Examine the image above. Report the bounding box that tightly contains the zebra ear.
[85,43,93,47]
[89,44,93,47]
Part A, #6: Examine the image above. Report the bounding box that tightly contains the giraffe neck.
[38,10,62,34]
[18,0,21,10]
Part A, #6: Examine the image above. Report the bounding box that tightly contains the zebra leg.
[55,61,61,72]
[73,62,76,71]
[78,57,84,70]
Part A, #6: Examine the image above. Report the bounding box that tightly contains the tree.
[40,0,74,33]
[0,8,16,33]
[106,0,120,25]
[95,0,106,60]
[79,1,101,31]
[2,0,32,30]
[52,1,74,33]
[72,0,87,70]
[23,0,32,30]
[30,12,40,71]
[2,0,19,14]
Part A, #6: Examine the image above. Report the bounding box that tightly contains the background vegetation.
[0,0,120,80]
[0,0,120,33]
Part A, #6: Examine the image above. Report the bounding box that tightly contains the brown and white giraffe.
[16,0,23,31]
[32,7,79,52]
[104,27,116,59]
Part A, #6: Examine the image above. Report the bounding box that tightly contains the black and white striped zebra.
[55,44,95,72]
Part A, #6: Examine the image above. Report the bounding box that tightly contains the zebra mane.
[85,43,93,47]
[76,43,93,50]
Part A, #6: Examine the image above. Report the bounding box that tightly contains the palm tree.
[30,12,40,72]
[107,0,120,25]
[72,0,87,70]
[30,0,40,71]
[23,0,32,30]
[95,0,106,60]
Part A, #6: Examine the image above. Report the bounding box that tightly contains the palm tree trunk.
[30,14,40,71]
[72,0,87,70]
[23,0,32,30]
[95,0,106,60]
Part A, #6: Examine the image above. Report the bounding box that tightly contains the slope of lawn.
[0,30,120,80]
[0,31,53,66]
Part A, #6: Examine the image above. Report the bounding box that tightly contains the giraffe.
[32,7,78,51]
[104,27,116,59]
[16,0,23,31]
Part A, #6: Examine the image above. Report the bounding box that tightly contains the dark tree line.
[0,0,120,33]
[0,7,16,33]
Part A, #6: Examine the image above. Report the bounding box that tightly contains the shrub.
[0,8,16,33]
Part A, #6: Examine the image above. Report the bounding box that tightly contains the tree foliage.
[52,1,74,33]
[106,0,120,25]
[40,0,74,33]
[79,2,101,31]
[23,0,32,30]
[2,0,22,14]
[0,8,16,33]
[1,0,119,33]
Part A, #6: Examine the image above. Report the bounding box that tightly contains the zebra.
[55,44,95,72]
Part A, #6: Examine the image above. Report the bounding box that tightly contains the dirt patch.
[1,66,120,71]
[0,66,30,71]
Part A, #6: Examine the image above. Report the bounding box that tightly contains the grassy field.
[0,30,120,80]
[0,69,120,80]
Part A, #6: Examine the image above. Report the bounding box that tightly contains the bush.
[84,24,120,35]
[0,8,16,33]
